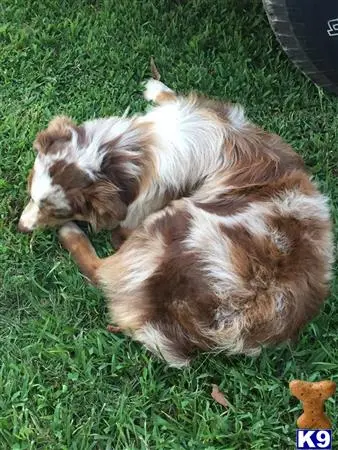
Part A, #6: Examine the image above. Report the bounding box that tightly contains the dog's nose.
[18,200,39,233]
[18,220,32,233]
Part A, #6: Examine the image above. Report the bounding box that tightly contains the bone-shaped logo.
[290,380,336,429]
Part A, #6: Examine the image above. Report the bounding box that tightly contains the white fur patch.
[18,200,40,231]
[143,79,174,102]
[31,161,53,202]
[275,292,286,312]
[58,222,84,239]
[184,204,241,296]
[31,156,70,209]
[228,104,247,129]
[270,229,290,253]
[99,226,165,297]
[80,118,134,176]
[220,202,270,236]
[144,98,225,188]
[135,324,190,368]
[121,236,165,291]
[125,98,226,228]
[274,190,330,222]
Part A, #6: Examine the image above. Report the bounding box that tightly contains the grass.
[0,0,337,448]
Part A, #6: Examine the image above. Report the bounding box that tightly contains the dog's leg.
[58,222,102,285]
[143,79,177,104]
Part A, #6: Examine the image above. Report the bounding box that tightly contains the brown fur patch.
[219,213,330,348]
[195,170,315,216]
[224,128,305,185]
[47,156,129,230]
[146,206,191,244]
[88,181,127,223]
[59,224,102,285]
[49,160,91,190]
[155,91,177,104]
[68,180,127,230]
[143,207,218,355]
[194,96,239,124]
[111,226,133,249]
[101,143,141,205]
[100,123,156,205]
[132,122,157,193]
[73,125,87,147]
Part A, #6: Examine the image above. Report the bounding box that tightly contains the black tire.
[263,0,338,95]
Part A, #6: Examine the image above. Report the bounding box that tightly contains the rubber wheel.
[263,0,338,95]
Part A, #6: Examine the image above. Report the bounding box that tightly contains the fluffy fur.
[19,79,334,367]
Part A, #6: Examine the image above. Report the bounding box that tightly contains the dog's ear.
[33,116,75,153]
[68,180,127,230]
[69,189,87,215]
[90,181,128,225]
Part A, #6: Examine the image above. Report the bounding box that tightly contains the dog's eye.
[53,209,71,218]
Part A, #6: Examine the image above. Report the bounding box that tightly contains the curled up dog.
[18,79,333,367]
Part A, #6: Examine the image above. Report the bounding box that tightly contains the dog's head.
[18,116,128,233]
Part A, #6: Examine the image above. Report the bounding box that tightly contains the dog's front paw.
[58,222,85,251]
[143,79,173,102]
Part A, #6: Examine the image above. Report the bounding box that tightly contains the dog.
[18,79,333,367]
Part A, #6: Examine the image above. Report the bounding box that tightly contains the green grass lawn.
[1,0,337,448]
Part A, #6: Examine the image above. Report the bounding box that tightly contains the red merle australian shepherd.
[18,79,333,367]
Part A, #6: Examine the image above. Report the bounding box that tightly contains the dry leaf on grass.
[107,324,123,333]
[150,57,161,80]
[211,384,228,408]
